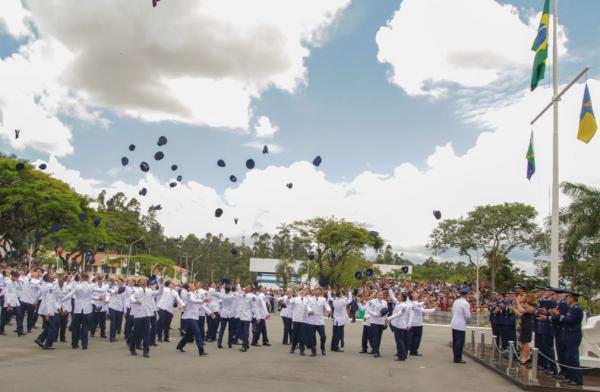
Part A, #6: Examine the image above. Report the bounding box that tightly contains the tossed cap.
[217,159,226,168]
[312,155,322,167]
[215,208,223,218]
[140,162,150,172]
[128,144,136,152]
[157,136,168,146]
[121,157,129,166]
[246,159,255,169]
[154,151,164,161]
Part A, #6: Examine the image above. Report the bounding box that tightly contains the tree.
[284,217,384,288]
[428,203,540,290]
[275,258,296,289]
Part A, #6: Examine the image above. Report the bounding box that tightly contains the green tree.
[428,203,540,290]
[275,258,296,289]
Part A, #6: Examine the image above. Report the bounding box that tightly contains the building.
[249,257,412,289]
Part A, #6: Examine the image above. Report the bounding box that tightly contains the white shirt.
[91,283,109,311]
[3,278,21,307]
[329,291,352,326]
[64,281,94,314]
[181,291,212,320]
[307,296,331,326]
[408,300,436,327]
[20,277,42,304]
[207,288,221,313]
[290,296,309,323]
[254,292,269,320]
[108,285,127,312]
[358,302,371,326]
[366,299,387,325]
[55,281,72,313]
[387,301,412,329]
[129,286,163,318]
[278,296,293,319]
[218,290,238,319]
[38,282,60,316]
[237,292,256,321]
[450,297,471,331]
[156,287,185,314]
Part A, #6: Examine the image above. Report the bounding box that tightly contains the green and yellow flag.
[578,84,598,143]
[531,0,550,91]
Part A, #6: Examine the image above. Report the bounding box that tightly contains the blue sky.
[1,0,600,269]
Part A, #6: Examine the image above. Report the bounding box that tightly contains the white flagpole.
[549,0,560,287]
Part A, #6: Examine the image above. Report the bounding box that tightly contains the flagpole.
[550,0,559,287]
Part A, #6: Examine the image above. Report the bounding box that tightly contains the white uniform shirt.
[3,278,22,307]
[218,290,238,319]
[129,286,163,318]
[408,300,436,327]
[207,288,221,313]
[307,296,331,326]
[366,299,387,325]
[55,282,72,313]
[91,283,110,311]
[237,292,256,322]
[20,277,42,305]
[64,281,94,314]
[291,296,309,323]
[181,291,212,320]
[387,301,412,329]
[38,281,60,316]
[450,297,471,331]
[108,285,127,312]
[330,292,352,326]
[254,292,269,320]
[156,287,184,314]
[278,296,293,319]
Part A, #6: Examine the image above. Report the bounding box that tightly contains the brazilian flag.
[531,0,550,91]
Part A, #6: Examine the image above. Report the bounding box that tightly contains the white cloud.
[43,79,600,266]
[254,116,279,139]
[0,0,32,39]
[11,0,350,133]
[375,0,567,97]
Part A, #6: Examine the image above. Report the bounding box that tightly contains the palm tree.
[296,259,317,285]
[275,258,296,289]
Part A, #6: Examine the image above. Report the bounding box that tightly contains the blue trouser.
[370,324,384,355]
[555,332,567,376]
[89,309,106,337]
[1,305,23,335]
[37,314,57,348]
[149,312,157,345]
[239,320,251,349]
[331,324,344,350]
[22,302,36,332]
[207,313,219,340]
[361,325,372,352]
[394,327,409,360]
[71,312,89,349]
[252,318,269,345]
[231,317,240,342]
[177,319,204,354]
[541,334,557,373]
[291,321,306,353]
[124,311,134,340]
[307,324,326,353]
[198,315,206,339]
[56,312,68,342]
[217,317,235,347]
[282,316,292,344]
[452,329,465,362]
[409,326,423,355]
[109,309,123,340]
[130,317,151,353]
[564,339,582,385]
[156,309,173,341]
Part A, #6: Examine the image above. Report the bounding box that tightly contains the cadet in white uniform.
[251,286,271,347]
[236,284,256,352]
[450,288,471,363]
[289,288,309,355]
[63,273,94,349]
[387,291,413,361]
[156,280,184,342]
[366,291,388,358]
[123,279,135,340]
[128,277,163,358]
[278,289,294,345]
[407,292,436,356]
[206,284,221,341]
[216,282,238,349]
[90,274,109,338]
[55,275,72,343]
[306,287,331,356]
[35,273,60,349]
[176,283,214,356]
[20,269,42,333]
[108,277,126,342]
[0,271,24,336]
[329,289,352,352]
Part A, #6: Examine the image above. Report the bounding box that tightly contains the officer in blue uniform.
[548,291,583,386]
[492,291,506,350]
[535,287,557,373]
[549,288,569,379]
[488,291,500,348]
[504,290,517,348]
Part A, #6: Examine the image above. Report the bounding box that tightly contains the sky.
[1,0,600,272]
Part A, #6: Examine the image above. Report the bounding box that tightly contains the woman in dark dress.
[515,294,536,364]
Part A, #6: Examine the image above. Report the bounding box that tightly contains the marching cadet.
[90,274,109,339]
[63,272,93,349]
[156,280,185,343]
[20,268,42,334]
[386,291,413,361]
[450,288,471,364]
[107,277,126,342]
[176,283,215,356]
[329,288,352,352]
[55,274,72,343]
[365,290,388,358]
[544,291,584,386]
[236,283,257,352]
[289,287,309,356]
[251,286,271,347]
[407,291,436,356]
[123,279,135,341]
[306,287,331,357]
[0,271,24,336]
[128,276,163,358]
[216,281,238,349]
[358,292,374,354]
[278,289,294,345]
[34,272,60,350]
[206,283,221,342]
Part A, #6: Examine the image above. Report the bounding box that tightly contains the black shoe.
[359,350,368,354]
[373,354,381,358]
[60,339,66,343]
[158,338,163,342]
[35,338,44,348]
[164,339,170,342]
[143,352,150,358]
[177,346,186,352]
[394,357,403,361]
[199,351,208,356]
[454,360,466,364]
[321,350,326,356]
[251,343,261,347]
[90,334,95,338]
[42,346,55,350]
[567,381,582,386]
[130,349,137,356]
[100,335,107,339]
[553,375,567,380]
[367,351,374,355]
[310,352,317,357]
[110,338,118,342]
[299,352,306,356]
[217,344,223,349]
[410,353,422,356]
[289,350,295,354]
[72,345,79,349]
[263,342,272,347]
[17,333,26,337]
[331,348,344,353]
[136,345,141,350]
[0,332,5,336]
[240,347,247,352]
[228,344,232,349]
[82,346,88,350]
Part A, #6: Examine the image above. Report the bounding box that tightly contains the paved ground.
[0,316,520,392]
